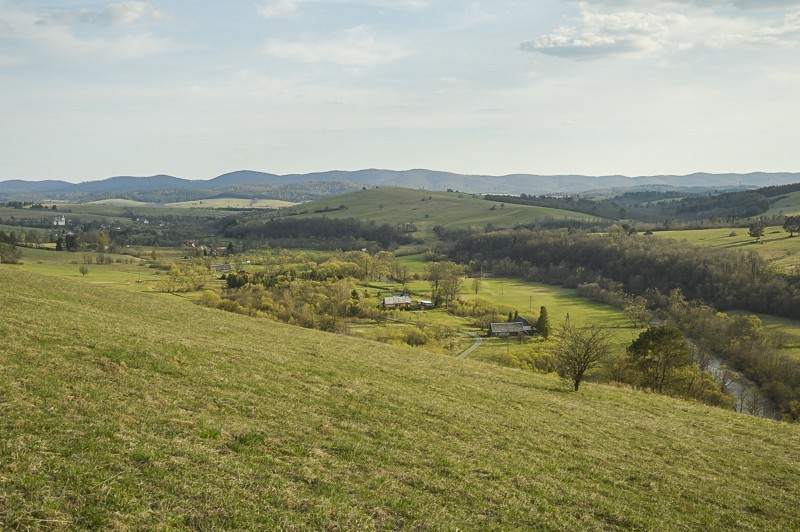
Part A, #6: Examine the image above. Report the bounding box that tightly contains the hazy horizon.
[2,1,799,182]
[5,167,800,186]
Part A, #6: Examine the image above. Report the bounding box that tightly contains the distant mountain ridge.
[2,169,799,201]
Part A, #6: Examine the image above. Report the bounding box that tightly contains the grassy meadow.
[12,246,156,287]
[165,198,297,209]
[1,266,799,529]
[284,188,601,239]
[766,190,800,216]
[654,226,800,272]
[0,203,237,227]
[85,199,151,207]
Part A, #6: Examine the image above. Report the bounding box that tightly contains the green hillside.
[767,190,800,216]
[85,199,151,206]
[1,267,799,529]
[165,198,297,209]
[284,188,600,238]
[653,226,800,273]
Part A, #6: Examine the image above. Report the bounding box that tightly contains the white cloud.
[522,3,800,59]
[256,0,301,19]
[255,0,428,18]
[37,1,164,27]
[580,0,800,9]
[521,9,689,59]
[1,6,169,64]
[263,26,407,66]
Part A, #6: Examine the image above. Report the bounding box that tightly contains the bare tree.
[554,323,613,391]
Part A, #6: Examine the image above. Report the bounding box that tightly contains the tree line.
[447,228,800,420]
[217,216,418,250]
[449,229,800,319]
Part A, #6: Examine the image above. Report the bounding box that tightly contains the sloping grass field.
[165,198,297,209]
[85,199,151,206]
[767,190,800,216]
[654,226,800,272]
[285,188,601,239]
[1,266,799,529]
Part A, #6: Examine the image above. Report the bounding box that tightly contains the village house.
[488,321,526,337]
[513,316,533,333]
[382,295,414,310]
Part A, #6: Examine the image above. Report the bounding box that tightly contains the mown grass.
[284,188,600,239]
[654,226,800,273]
[3,267,797,528]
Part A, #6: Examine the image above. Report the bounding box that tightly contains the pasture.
[283,188,601,239]
[1,267,798,529]
[165,198,297,209]
[654,226,800,272]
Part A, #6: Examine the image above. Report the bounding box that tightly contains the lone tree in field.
[537,305,550,339]
[554,322,613,391]
[748,221,765,243]
[783,215,800,237]
[471,275,481,295]
[627,326,692,392]
[79,265,89,277]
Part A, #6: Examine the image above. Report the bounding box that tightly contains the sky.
[1,0,799,182]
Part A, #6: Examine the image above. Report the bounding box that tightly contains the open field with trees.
[1,267,799,529]
[278,188,601,239]
[653,226,800,273]
[165,198,298,209]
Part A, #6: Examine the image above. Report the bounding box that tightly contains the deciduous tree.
[627,326,692,392]
[783,215,800,237]
[554,323,612,391]
[748,222,765,243]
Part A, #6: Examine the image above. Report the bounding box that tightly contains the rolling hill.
[1,267,798,528]
[767,190,800,216]
[277,188,601,238]
[4,170,800,202]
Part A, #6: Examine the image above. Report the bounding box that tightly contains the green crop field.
[283,188,601,239]
[165,198,298,209]
[654,226,800,272]
[1,266,799,529]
